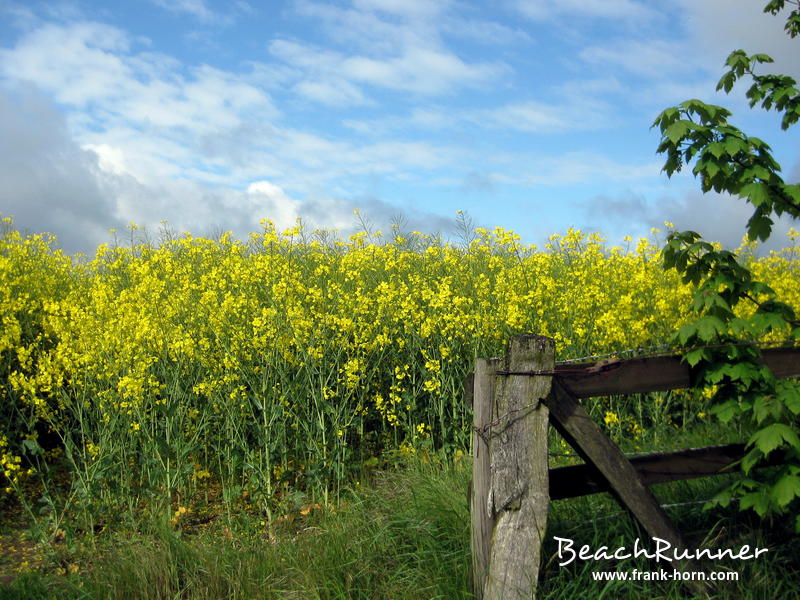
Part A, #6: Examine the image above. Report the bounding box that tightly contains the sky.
[0,0,798,255]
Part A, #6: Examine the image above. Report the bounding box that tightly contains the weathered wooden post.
[470,357,499,599]
[471,334,553,600]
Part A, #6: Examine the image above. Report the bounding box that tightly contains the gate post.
[471,334,553,600]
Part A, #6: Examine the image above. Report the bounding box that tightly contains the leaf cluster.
[665,231,800,523]
[654,1,800,529]
[764,0,800,38]
[652,101,800,242]
[717,49,800,130]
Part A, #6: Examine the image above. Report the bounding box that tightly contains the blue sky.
[0,0,798,254]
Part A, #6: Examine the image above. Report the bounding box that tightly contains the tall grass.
[2,448,799,599]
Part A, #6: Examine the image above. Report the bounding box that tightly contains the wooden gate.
[469,334,800,600]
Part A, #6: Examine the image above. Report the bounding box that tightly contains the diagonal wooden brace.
[544,378,710,597]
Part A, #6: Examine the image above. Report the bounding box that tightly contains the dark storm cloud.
[0,84,123,253]
[788,159,800,184]
[588,188,798,253]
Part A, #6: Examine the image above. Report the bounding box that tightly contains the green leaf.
[714,361,764,386]
[748,136,771,150]
[741,448,762,474]
[749,423,800,456]
[666,120,692,144]
[729,317,754,336]
[652,106,680,129]
[695,315,726,341]
[717,71,736,93]
[746,211,774,241]
[723,136,747,156]
[770,473,800,507]
[655,4,800,526]
[751,53,775,64]
[784,183,800,206]
[724,49,748,68]
[741,182,771,206]
[706,141,727,158]
[740,489,771,516]
[709,399,740,423]
[779,381,800,415]
[763,1,784,17]
[677,323,698,346]
[750,311,789,333]
[683,347,708,367]
[708,488,733,509]
[753,394,783,423]
[750,164,774,181]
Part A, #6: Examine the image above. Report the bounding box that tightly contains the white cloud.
[343,90,615,137]
[487,152,663,187]
[1,22,132,106]
[268,38,341,71]
[270,37,505,100]
[484,101,573,132]
[259,127,460,187]
[148,0,251,25]
[268,39,371,106]
[244,180,302,229]
[0,2,38,30]
[293,79,370,107]
[578,39,701,79]
[293,0,424,53]
[150,0,215,22]
[83,143,129,175]
[352,0,451,20]
[7,1,792,256]
[1,20,439,251]
[789,159,800,184]
[344,45,504,94]
[513,0,657,22]
[409,107,452,129]
[569,1,799,112]
[280,0,508,102]
[429,153,662,198]
[440,16,533,45]
[341,106,456,135]
[1,20,280,186]
[1,22,278,135]
[479,96,614,133]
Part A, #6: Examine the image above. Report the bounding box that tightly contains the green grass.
[1,458,472,600]
[1,449,799,600]
[0,393,797,600]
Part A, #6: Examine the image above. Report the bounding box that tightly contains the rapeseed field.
[1,215,799,525]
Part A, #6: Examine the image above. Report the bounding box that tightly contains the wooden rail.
[549,442,785,500]
[556,346,799,398]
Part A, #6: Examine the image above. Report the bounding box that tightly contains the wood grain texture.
[470,358,498,600]
[483,335,553,600]
[556,346,800,398]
